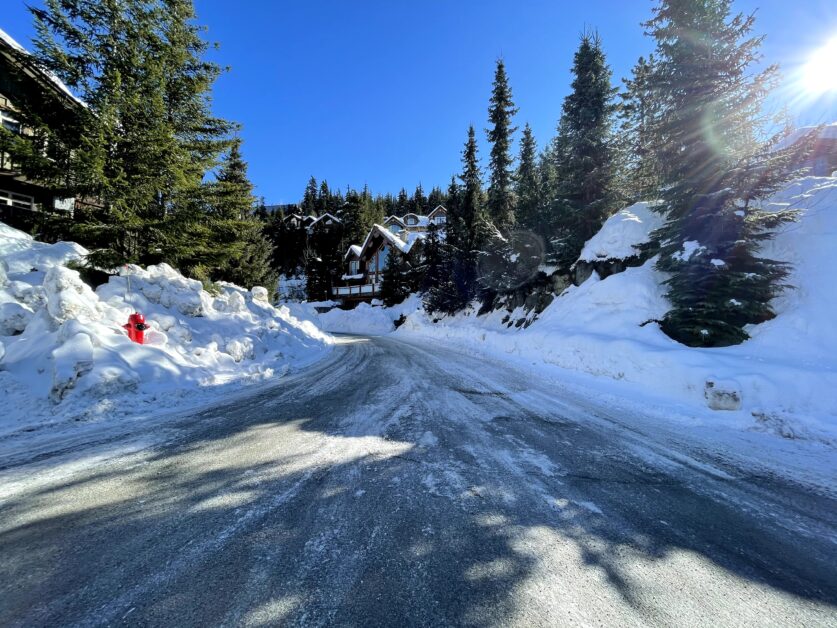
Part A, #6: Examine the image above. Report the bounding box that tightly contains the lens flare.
[801,36,837,95]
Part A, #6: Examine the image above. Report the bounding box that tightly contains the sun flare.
[801,36,837,95]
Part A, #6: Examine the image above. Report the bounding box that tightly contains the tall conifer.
[486,59,518,230]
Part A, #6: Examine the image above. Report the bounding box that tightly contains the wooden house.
[0,27,86,231]
[332,224,424,301]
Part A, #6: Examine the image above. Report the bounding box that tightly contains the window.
[376,245,389,271]
[349,260,359,274]
[406,216,416,225]
[0,189,36,211]
[434,215,446,224]
[0,110,20,171]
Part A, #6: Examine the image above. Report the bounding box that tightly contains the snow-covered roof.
[577,201,663,263]
[307,213,341,229]
[428,204,447,218]
[402,213,430,227]
[344,244,362,260]
[384,215,406,227]
[0,26,86,109]
[359,224,426,259]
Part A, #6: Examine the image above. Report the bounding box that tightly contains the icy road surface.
[0,335,835,626]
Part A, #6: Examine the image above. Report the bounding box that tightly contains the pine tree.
[19,0,234,269]
[412,183,427,215]
[619,55,661,201]
[222,222,277,290]
[550,32,618,269]
[515,123,540,231]
[420,221,444,293]
[459,125,484,253]
[486,59,518,230]
[427,186,445,211]
[340,188,366,247]
[426,127,483,314]
[300,176,319,215]
[380,250,411,306]
[317,180,331,215]
[213,137,253,220]
[645,0,801,347]
[396,188,410,215]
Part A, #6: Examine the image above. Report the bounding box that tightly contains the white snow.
[359,224,426,257]
[288,294,423,335]
[0,223,332,437]
[395,177,837,444]
[578,202,663,262]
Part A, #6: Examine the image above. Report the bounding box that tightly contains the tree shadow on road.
[1,343,836,626]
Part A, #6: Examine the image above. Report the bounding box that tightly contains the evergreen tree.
[412,183,427,214]
[550,32,618,268]
[317,180,331,215]
[340,188,366,247]
[17,0,233,269]
[222,222,277,290]
[486,59,518,230]
[426,127,483,314]
[201,137,275,286]
[420,221,444,293]
[459,125,484,253]
[380,250,411,306]
[515,123,540,231]
[645,0,802,346]
[619,55,661,201]
[213,137,253,220]
[300,176,319,215]
[427,186,445,211]
[395,187,410,215]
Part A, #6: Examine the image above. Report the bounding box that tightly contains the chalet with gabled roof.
[306,212,341,234]
[331,205,447,302]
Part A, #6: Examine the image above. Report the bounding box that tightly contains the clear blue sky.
[3,1,836,203]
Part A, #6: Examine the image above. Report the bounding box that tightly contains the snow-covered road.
[1,335,835,626]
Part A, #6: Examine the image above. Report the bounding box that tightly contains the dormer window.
[406,216,417,225]
[349,260,359,274]
[434,215,446,224]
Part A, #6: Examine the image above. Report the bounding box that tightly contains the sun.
[801,36,837,96]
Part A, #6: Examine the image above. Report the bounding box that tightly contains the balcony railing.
[332,283,381,297]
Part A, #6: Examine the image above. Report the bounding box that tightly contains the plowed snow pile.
[0,223,332,436]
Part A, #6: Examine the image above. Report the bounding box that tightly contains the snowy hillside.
[0,223,332,437]
[399,177,837,443]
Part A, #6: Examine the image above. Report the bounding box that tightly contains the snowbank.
[288,295,423,335]
[398,177,837,444]
[0,224,332,437]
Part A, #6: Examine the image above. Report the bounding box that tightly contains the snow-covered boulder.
[574,202,663,284]
[704,379,743,411]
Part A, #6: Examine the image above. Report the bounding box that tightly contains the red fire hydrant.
[123,312,148,344]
